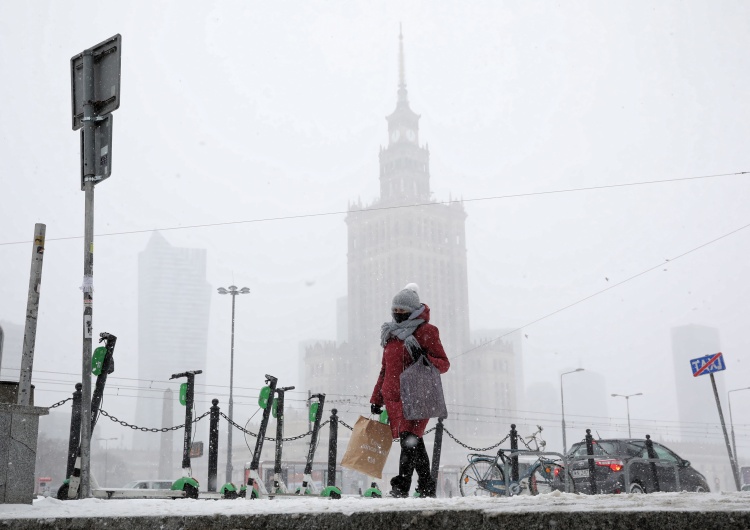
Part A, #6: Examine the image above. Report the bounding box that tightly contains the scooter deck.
[92,488,186,499]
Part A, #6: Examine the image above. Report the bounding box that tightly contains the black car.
[565,438,710,494]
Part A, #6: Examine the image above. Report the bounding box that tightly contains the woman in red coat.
[370,283,450,498]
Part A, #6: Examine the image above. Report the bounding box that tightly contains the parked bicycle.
[459,426,573,496]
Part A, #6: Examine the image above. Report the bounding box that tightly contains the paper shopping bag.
[340,416,393,479]
[400,357,448,420]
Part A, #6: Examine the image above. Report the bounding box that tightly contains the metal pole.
[209,399,220,491]
[17,223,46,406]
[585,429,597,494]
[66,383,83,478]
[327,408,338,488]
[430,418,444,481]
[183,374,195,472]
[560,375,567,454]
[626,397,631,438]
[226,293,235,484]
[510,424,519,482]
[645,434,660,492]
[710,373,741,490]
[80,47,97,499]
[729,392,737,466]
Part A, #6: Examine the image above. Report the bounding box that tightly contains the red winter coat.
[370,304,450,438]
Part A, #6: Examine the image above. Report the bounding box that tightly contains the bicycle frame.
[461,427,572,496]
[466,451,561,496]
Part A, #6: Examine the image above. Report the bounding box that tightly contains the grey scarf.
[380,305,425,356]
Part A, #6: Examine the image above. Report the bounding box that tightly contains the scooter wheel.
[56,484,70,501]
[183,483,199,499]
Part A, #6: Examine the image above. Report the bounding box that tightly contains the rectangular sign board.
[80,115,113,190]
[71,34,122,130]
[690,352,726,377]
[189,441,204,458]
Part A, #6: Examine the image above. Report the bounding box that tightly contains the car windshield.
[122,481,139,489]
[568,441,619,457]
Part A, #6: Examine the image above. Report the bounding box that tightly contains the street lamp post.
[728,387,750,471]
[611,393,643,438]
[561,368,584,454]
[96,437,117,486]
[217,285,250,485]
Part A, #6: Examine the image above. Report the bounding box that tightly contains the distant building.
[133,232,211,449]
[303,31,517,450]
[671,324,726,441]
[0,320,23,377]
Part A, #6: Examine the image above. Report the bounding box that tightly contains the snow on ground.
[2,492,750,520]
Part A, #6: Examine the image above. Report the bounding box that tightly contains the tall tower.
[671,324,725,440]
[345,30,470,390]
[134,232,211,447]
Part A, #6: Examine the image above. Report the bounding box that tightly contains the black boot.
[389,432,418,498]
[414,437,436,498]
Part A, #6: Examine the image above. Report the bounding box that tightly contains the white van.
[122,479,174,490]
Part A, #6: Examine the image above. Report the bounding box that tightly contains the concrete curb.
[2,510,750,529]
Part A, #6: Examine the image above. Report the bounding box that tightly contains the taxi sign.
[690,352,726,377]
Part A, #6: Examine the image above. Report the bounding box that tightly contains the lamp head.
[240,287,250,294]
[217,287,228,295]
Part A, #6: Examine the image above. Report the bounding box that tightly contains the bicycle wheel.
[459,458,505,497]
[529,462,574,495]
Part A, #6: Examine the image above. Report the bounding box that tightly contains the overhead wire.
[452,219,750,360]
[0,170,746,247]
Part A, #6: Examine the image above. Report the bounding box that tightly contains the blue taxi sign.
[690,352,726,377]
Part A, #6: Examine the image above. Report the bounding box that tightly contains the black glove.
[371,403,382,415]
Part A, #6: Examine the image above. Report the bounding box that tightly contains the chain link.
[99,409,210,432]
[47,397,73,409]
[443,428,510,452]
[219,412,316,442]
[337,418,354,431]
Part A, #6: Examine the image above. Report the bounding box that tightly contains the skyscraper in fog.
[134,232,211,447]
[671,324,725,440]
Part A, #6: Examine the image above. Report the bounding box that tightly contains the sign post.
[690,352,740,490]
[69,34,121,499]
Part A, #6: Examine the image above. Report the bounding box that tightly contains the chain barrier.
[46,397,73,409]
[220,412,318,442]
[99,409,210,432]
[443,428,510,452]
[337,418,354,431]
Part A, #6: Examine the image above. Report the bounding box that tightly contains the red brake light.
[595,459,624,472]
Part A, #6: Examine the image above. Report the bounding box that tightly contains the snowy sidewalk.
[2,491,750,529]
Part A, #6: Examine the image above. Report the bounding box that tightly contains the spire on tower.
[398,24,408,104]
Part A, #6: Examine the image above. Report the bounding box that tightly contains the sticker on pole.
[690,352,726,377]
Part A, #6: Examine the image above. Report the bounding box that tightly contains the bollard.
[645,434,660,492]
[509,424,519,482]
[327,408,338,487]
[585,429,597,494]
[208,399,220,492]
[66,383,83,479]
[430,418,444,481]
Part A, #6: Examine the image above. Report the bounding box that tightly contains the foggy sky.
[1,1,750,451]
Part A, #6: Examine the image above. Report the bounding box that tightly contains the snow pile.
[1,491,750,520]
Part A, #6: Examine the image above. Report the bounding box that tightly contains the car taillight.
[595,459,624,472]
